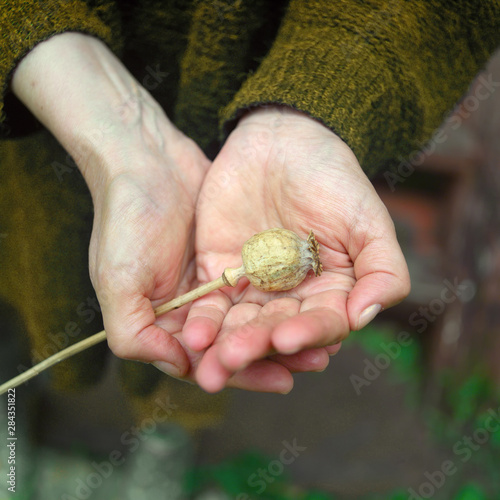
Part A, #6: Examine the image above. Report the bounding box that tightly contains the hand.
[11,33,327,392]
[180,105,410,392]
[87,117,207,375]
[11,33,209,376]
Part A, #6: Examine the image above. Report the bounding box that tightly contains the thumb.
[346,217,411,331]
[93,263,190,377]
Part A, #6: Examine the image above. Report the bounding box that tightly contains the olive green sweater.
[0,0,499,423]
[2,0,500,170]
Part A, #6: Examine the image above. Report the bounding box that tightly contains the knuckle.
[106,336,135,360]
[93,260,142,304]
[337,329,350,342]
[398,271,412,299]
[402,278,412,299]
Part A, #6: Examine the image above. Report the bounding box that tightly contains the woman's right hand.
[11,32,209,376]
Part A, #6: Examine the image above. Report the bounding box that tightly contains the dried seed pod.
[0,227,324,394]
[240,228,322,292]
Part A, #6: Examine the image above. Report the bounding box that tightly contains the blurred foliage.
[184,450,333,499]
[348,324,500,500]
[183,324,500,499]
[422,370,500,499]
[344,323,422,408]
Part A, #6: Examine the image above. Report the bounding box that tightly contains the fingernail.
[152,361,181,378]
[357,304,381,330]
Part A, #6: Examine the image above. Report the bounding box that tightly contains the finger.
[325,342,342,356]
[112,322,189,377]
[271,347,330,373]
[196,346,293,393]
[217,298,301,372]
[102,289,190,376]
[181,291,232,351]
[194,345,232,392]
[227,360,294,394]
[271,290,350,354]
[347,218,411,331]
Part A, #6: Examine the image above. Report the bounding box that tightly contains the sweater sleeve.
[0,0,122,136]
[221,0,500,176]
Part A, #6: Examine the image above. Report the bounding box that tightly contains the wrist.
[237,104,313,126]
[11,32,156,192]
[233,103,360,176]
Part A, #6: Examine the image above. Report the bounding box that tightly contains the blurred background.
[1,49,500,500]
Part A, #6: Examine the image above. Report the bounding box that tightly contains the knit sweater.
[2,1,500,171]
[0,0,499,421]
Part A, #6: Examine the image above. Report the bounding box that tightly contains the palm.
[196,121,359,328]
[179,107,409,392]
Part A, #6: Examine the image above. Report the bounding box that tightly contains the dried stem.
[0,266,245,395]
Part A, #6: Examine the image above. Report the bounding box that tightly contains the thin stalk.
[0,266,245,395]
[153,276,226,316]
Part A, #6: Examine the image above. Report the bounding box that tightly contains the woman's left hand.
[172,105,410,393]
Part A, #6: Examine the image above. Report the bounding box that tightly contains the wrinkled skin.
[165,106,410,392]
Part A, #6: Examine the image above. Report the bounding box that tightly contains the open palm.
[175,106,410,393]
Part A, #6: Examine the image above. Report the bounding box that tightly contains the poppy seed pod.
[0,227,325,394]
[240,228,322,292]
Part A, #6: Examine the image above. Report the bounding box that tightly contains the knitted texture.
[0,0,121,135]
[119,0,196,122]
[221,0,500,176]
[174,0,287,154]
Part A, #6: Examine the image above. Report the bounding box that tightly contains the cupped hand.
[86,98,208,377]
[11,32,207,374]
[153,298,335,394]
[179,105,410,392]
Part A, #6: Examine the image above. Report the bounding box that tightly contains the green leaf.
[453,482,488,500]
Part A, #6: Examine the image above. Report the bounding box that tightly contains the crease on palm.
[168,163,354,374]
